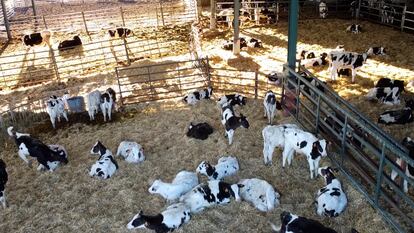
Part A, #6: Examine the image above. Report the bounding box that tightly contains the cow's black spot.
[324,209,336,217]
[217,182,233,202]
[200,184,215,203]
[299,141,307,149]
[194,92,201,100]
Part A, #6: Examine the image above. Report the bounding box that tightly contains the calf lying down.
[127,203,191,233]
[196,156,239,180]
[179,180,241,213]
[116,141,145,164]
[238,178,280,212]
[316,167,347,217]
[89,141,118,179]
[149,170,199,201]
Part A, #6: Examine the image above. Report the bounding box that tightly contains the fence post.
[340,115,348,166]
[206,56,211,87]
[159,2,165,27]
[115,67,124,106]
[42,15,48,29]
[401,5,407,32]
[49,47,60,82]
[315,94,321,133]
[156,6,160,28]
[295,75,300,120]
[210,0,216,29]
[123,38,131,66]
[1,0,11,40]
[254,71,258,99]
[120,7,126,27]
[81,11,91,40]
[356,0,361,20]
[374,143,386,205]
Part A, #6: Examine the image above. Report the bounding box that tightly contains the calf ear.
[237,184,245,188]
[139,210,143,215]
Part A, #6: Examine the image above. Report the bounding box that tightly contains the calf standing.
[316,167,347,217]
[108,27,133,39]
[127,203,191,232]
[262,124,300,165]
[221,103,250,145]
[319,1,328,18]
[263,91,282,124]
[391,137,414,193]
[46,94,69,129]
[0,159,8,208]
[100,89,114,122]
[329,51,368,83]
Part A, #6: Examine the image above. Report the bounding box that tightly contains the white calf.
[316,167,347,217]
[283,127,328,179]
[87,90,101,121]
[238,178,280,212]
[116,141,145,164]
[262,124,300,165]
[148,170,199,201]
[196,156,239,180]
[46,94,69,128]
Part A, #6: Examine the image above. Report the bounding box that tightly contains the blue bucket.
[66,96,85,113]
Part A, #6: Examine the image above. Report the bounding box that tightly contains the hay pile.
[0,99,391,232]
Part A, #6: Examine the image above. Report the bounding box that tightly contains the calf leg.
[101,105,107,122]
[263,143,275,165]
[107,107,112,121]
[351,69,356,83]
[50,115,56,128]
[0,192,6,208]
[282,148,294,168]
[227,129,235,145]
[63,111,68,122]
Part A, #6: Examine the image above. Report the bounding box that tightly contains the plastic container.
[66,96,85,113]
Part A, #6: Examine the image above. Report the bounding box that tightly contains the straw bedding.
[0,99,391,233]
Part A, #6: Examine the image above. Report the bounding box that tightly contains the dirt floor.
[0,99,392,233]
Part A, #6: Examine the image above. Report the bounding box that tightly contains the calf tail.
[269,222,281,232]
[7,127,15,137]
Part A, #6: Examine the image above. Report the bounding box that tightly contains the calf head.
[406,99,414,110]
[127,210,147,229]
[318,166,337,184]
[196,161,214,176]
[280,211,294,226]
[148,180,162,194]
[402,137,414,149]
[237,95,247,105]
[73,36,81,43]
[90,141,106,155]
[310,139,327,159]
[240,114,250,129]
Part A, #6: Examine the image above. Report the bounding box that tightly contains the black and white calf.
[322,114,367,149]
[186,122,214,140]
[89,141,118,179]
[283,127,328,179]
[221,103,250,145]
[346,24,362,34]
[183,87,213,105]
[149,170,199,201]
[262,124,300,165]
[196,156,239,180]
[58,36,82,51]
[266,71,282,86]
[316,167,347,217]
[87,88,116,121]
[300,50,316,60]
[116,141,145,164]
[247,38,263,48]
[298,72,326,97]
[22,31,51,49]
[179,180,242,213]
[217,94,247,107]
[0,159,8,208]
[7,127,68,171]
[46,93,69,128]
[319,1,328,18]
[366,78,404,105]
[263,90,282,124]
[270,211,338,233]
[238,178,280,212]
[303,53,328,68]
[127,203,191,232]
[378,99,414,125]
[391,137,414,193]
[381,5,396,24]
[329,51,368,83]
[108,27,133,38]
[366,46,387,56]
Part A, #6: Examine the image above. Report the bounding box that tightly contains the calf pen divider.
[282,64,414,233]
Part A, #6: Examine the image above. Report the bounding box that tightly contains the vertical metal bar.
[315,94,321,133]
[210,0,216,29]
[195,0,200,23]
[120,7,125,27]
[116,68,124,106]
[287,0,299,70]
[254,71,258,99]
[233,0,241,55]
[31,0,37,16]
[49,47,60,82]
[401,5,407,32]
[276,2,279,24]
[206,56,211,87]
[357,0,361,20]
[156,5,160,28]
[123,37,130,66]
[1,0,11,40]
[147,66,154,101]
[81,11,91,40]
[42,15,47,29]
[160,2,165,27]
[295,75,300,120]
[374,143,386,205]
[341,115,348,166]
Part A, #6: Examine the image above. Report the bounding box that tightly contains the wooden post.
[81,11,91,40]
[1,0,11,40]
[49,47,60,82]
[31,0,37,16]
[159,2,165,27]
[401,5,407,32]
[254,70,258,99]
[42,15,48,29]
[156,6,160,28]
[115,68,124,106]
[210,0,216,29]
[120,7,125,27]
[233,0,241,55]
[206,56,211,87]
[123,37,131,66]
